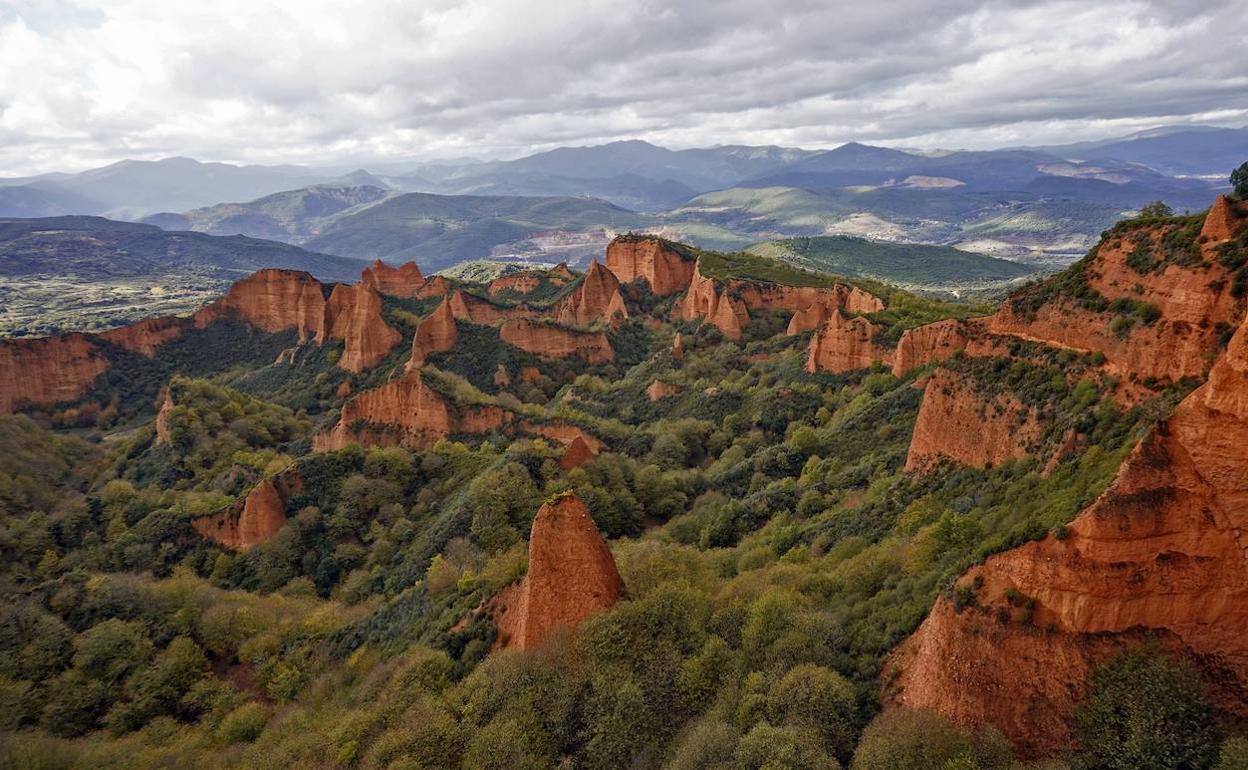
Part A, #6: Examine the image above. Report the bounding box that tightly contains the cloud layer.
[3,0,1247,174]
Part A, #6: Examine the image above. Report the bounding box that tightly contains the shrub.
[217,701,269,743]
[1074,646,1219,770]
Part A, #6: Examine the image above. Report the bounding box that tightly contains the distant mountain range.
[0,125,1241,272]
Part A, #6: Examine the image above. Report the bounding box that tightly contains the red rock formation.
[519,366,542,384]
[605,237,695,296]
[313,371,512,451]
[493,364,511,387]
[190,468,301,551]
[891,318,994,376]
[488,271,543,297]
[500,319,613,364]
[559,435,597,472]
[905,368,1045,471]
[154,389,174,446]
[194,269,328,341]
[805,309,893,374]
[735,281,883,317]
[99,316,187,357]
[321,283,402,373]
[408,297,458,369]
[360,259,425,297]
[1201,194,1240,248]
[554,261,629,327]
[890,317,1248,755]
[495,493,624,650]
[0,334,109,412]
[676,263,750,341]
[786,300,834,335]
[672,333,685,361]
[647,380,678,401]
[415,275,452,299]
[519,421,606,453]
[448,290,534,326]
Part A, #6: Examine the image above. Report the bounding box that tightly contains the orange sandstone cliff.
[0,334,110,412]
[194,269,329,341]
[605,237,695,296]
[495,493,624,651]
[675,263,750,341]
[500,319,613,364]
[360,259,425,297]
[554,260,629,327]
[559,435,597,472]
[321,283,402,373]
[190,468,302,551]
[313,371,512,451]
[805,309,893,374]
[889,315,1248,755]
[408,297,458,369]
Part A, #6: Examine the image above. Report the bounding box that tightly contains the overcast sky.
[2,0,1246,175]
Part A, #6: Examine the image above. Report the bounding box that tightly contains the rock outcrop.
[519,422,606,453]
[448,290,534,326]
[891,318,985,376]
[887,289,1248,757]
[415,275,452,299]
[154,389,174,446]
[99,316,188,357]
[904,368,1045,471]
[495,493,624,651]
[313,371,512,451]
[500,319,613,364]
[408,298,458,369]
[487,271,542,297]
[675,264,750,341]
[605,237,695,296]
[195,269,328,341]
[1201,194,1240,248]
[321,283,402,372]
[559,435,597,472]
[805,309,892,374]
[554,261,629,328]
[647,380,678,401]
[0,334,110,412]
[190,468,301,551]
[672,333,685,361]
[360,259,425,298]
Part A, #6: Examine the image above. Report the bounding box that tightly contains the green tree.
[766,664,857,760]
[1139,200,1174,219]
[1231,162,1248,199]
[1074,646,1219,770]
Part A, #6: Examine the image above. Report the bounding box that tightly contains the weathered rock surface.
[888,300,1248,758]
[519,421,606,453]
[559,435,597,472]
[891,319,985,376]
[0,334,110,412]
[554,261,629,328]
[322,283,402,372]
[191,468,301,551]
[605,237,695,296]
[448,290,535,326]
[675,263,750,341]
[905,368,1044,471]
[647,380,678,401]
[409,298,458,369]
[154,389,174,446]
[313,371,512,451]
[194,269,328,341]
[495,493,624,650]
[99,316,188,357]
[360,259,425,297]
[805,309,892,373]
[671,333,685,361]
[500,319,613,364]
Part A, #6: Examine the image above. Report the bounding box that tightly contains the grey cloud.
[1,0,1246,175]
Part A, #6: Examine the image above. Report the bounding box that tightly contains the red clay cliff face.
[313,370,512,451]
[408,297,458,369]
[605,237,695,296]
[360,259,425,298]
[495,493,624,651]
[500,319,613,364]
[448,290,536,326]
[99,316,188,357]
[559,435,597,472]
[0,334,110,413]
[905,368,1045,471]
[675,263,750,341]
[321,283,402,373]
[195,269,329,341]
[554,261,629,328]
[888,313,1248,757]
[191,468,301,551]
[805,309,893,374]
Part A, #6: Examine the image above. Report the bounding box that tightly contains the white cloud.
[1,0,1246,174]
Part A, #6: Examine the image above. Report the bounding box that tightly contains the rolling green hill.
[748,234,1038,295]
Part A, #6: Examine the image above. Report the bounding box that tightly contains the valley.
[1,190,1247,767]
